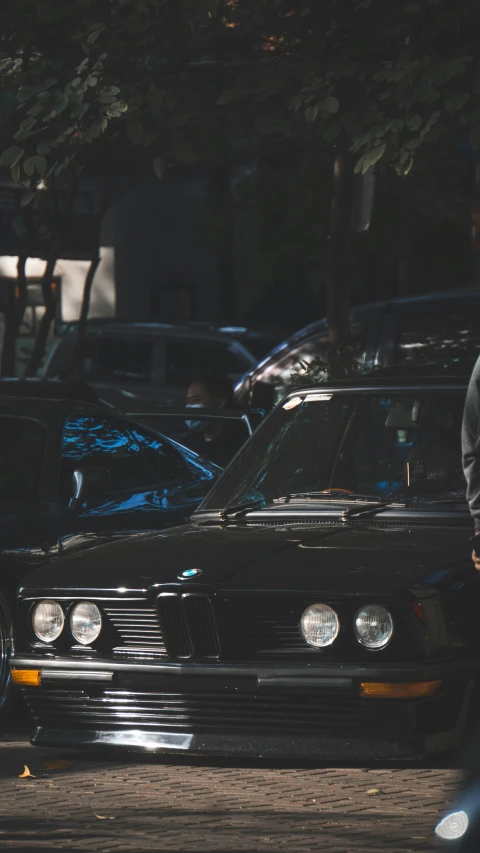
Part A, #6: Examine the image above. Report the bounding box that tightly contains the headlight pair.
[300,603,393,650]
[32,600,102,646]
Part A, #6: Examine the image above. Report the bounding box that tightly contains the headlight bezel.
[300,603,340,649]
[354,604,394,650]
[69,601,102,646]
[31,599,65,644]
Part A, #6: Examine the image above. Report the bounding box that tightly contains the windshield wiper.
[341,501,406,520]
[219,499,266,520]
[275,491,390,504]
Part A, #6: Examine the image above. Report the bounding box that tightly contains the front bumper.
[10,654,478,759]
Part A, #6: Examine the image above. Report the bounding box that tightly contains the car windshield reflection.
[199,391,467,514]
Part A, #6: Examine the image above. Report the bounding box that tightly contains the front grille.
[220,595,306,659]
[102,604,167,659]
[157,592,220,660]
[24,687,414,738]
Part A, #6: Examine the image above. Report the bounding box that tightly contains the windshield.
[0,416,46,501]
[199,390,466,513]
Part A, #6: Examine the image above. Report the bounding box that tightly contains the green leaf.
[406,115,421,131]
[368,142,386,167]
[23,156,36,177]
[71,78,82,89]
[37,143,51,156]
[76,58,89,74]
[17,87,36,103]
[444,92,470,113]
[34,156,47,176]
[11,165,20,183]
[305,105,319,123]
[0,146,24,168]
[153,154,167,179]
[26,104,43,117]
[106,101,128,117]
[86,75,98,87]
[324,95,339,114]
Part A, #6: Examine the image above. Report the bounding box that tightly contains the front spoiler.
[31,726,430,760]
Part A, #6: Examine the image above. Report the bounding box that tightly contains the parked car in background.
[0,379,221,721]
[235,287,480,409]
[42,320,279,409]
[11,366,479,759]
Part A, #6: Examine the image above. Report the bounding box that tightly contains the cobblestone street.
[0,710,461,853]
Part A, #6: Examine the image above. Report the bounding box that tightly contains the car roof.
[0,379,101,404]
[283,365,471,397]
[57,319,263,346]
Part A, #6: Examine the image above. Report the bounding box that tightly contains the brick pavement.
[0,715,461,853]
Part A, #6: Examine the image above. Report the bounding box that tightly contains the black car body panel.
[11,374,480,759]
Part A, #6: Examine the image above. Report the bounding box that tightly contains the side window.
[81,338,152,383]
[395,303,480,366]
[256,322,366,404]
[128,426,187,487]
[60,415,159,496]
[165,340,248,387]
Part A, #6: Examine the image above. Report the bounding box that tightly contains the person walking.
[462,356,480,569]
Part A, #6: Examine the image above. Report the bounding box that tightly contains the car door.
[56,411,219,551]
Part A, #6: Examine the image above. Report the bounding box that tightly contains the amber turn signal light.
[10,669,42,687]
[360,680,441,698]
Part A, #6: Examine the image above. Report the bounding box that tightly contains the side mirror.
[69,465,112,512]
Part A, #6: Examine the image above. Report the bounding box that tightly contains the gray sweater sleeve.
[462,355,480,531]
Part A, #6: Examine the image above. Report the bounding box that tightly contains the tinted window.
[129,426,187,486]
[255,322,366,404]
[81,338,152,383]
[0,417,46,500]
[395,303,480,367]
[201,392,465,511]
[165,340,248,387]
[60,416,159,495]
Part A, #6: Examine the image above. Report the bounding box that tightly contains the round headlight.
[300,603,340,648]
[32,600,64,643]
[70,602,102,646]
[354,605,393,650]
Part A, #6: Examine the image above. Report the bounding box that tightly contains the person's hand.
[472,549,480,571]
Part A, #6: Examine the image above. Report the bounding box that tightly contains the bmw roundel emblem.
[178,568,202,580]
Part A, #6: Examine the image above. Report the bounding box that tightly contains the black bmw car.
[10,369,480,759]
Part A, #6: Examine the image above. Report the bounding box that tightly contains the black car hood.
[21,520,476,601]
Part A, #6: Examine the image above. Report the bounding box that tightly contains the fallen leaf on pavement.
[93,814,115,820]
[367,788,384,796]
[44,760,73,771]
[18,765,36,779]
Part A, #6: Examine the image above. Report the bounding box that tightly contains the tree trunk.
[326,149,356,349]
[23,179,77,378]
[58,179,112,380]
[22,251,59,377]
